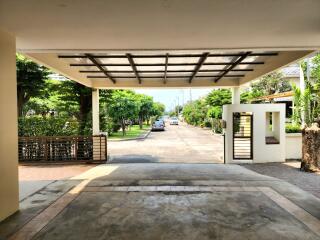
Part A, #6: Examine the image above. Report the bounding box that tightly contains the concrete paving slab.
[73,163,275,185]
[33,191,320,240]
[19,180,54,201]
[244,162,320,198]
[0,180,81,239]
[3,163,320,240]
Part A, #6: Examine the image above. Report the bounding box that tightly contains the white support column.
[92,89,100,135]
[0,29,19,221]
[231,87,240,104]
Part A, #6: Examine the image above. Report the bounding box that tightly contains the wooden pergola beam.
[126,53,142,84]
[164,53,169,84]
[214,52,251,83]
[79,69,254,73]
[87,74,245,79]
[70,61,264,67]
[189,52,210,83]
[85,54,116,84]
[254,91,294,101]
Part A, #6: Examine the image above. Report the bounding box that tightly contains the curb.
[108,129,151,142]
[183,123,223,136]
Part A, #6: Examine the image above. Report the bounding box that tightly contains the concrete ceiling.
[1,0,320,51]
[0,0,318,88]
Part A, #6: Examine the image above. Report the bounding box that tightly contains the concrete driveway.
[108,123,224,164]
[3,163,320,240]
[2,124,320,239]
[19,165,95,201]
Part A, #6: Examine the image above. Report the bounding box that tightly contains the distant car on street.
[158,117,166,126]
[152,120,165,131]
[170,117,179,125]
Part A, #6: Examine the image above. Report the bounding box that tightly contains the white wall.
[285,133,302,159]
[223,104,286,164]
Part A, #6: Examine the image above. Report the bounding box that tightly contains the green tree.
[249,72,291,101]
[136,94,154,129]
[16,54,49,116]
[309,55,320,123]
[108,91,138,136]
[206,89,231,107]
[292,84,302,125]
[204,89,231,132]
[151,102,165,119]
[182,99,208,126]
[292,56,320,126]
[23,97,55,117]
[207,106,222,119]
[53,80,92,135]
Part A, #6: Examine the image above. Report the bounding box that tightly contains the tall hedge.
[18,116,79,136]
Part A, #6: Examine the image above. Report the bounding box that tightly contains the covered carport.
[1,0,320,232]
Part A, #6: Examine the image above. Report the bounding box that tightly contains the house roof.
[281,64,300,78]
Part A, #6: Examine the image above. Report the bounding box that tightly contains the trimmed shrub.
[285,124,302,133]
[18,116,79,136]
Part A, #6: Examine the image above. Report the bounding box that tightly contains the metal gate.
[233,112,253,160]
[18,135,107,162]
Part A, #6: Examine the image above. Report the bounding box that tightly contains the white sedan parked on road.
[170,117,179,125]
[152,120,165,131]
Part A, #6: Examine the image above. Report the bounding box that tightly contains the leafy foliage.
[241,72,291,103]
[292,84,302,125]
[151,102,166,119]
[17,54,49,116]
[182,99,208,126]
[291,56,320,126]
[18,116,79,136]
[108,91,139,136]
[17,55,165,137]
[136,94,154,128]
[206,89,231,106]
[250,72,291,98]
[182,89,231,130]
[285,123,302,133]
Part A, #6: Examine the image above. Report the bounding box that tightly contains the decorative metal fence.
[233,113,253,160]
[18,135,107,162]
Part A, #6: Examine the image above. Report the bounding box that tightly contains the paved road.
[108,122,224,164]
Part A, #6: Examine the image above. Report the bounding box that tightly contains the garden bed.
[108,125,151,141]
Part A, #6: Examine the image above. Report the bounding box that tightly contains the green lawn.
[108,124,151,140]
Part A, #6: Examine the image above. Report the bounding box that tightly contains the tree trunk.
[121,119,126,136]
[78,88,92,135]
[301,124,320,172]
[139,116,143,129]
[17,88,29,117]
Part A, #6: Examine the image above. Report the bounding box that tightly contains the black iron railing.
[18,135,107,162]
[233,113,253,160]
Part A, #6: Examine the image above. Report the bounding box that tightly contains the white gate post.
[92,88,100,135]
[231,87,240,104]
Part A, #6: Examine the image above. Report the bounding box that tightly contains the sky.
[135,88,214,112]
